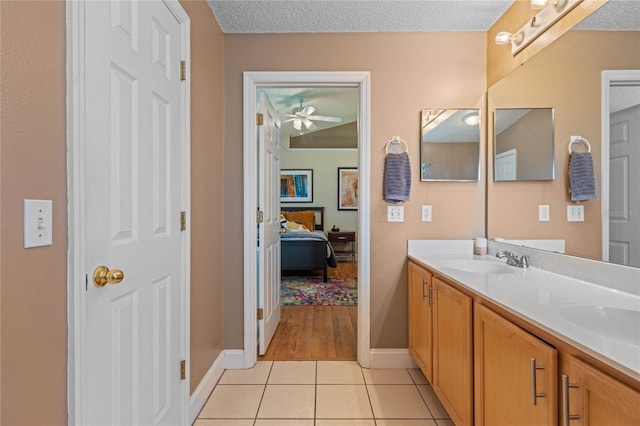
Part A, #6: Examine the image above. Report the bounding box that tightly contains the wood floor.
[260,262,358,361]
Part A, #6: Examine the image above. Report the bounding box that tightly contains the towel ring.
[568,136,591,154]
[385,136,408,154]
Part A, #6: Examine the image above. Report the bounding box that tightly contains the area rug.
[281,276,357,306]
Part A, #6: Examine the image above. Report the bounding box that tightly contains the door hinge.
[85,274,88,291]
[256,210,264,224]
[180,211,187,231]
[180,360,186,380]
[180,60,186,81]
[256,113,264,126]
[257,308,264,320]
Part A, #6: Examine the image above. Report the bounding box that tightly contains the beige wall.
[223,33,487,349]
[488,30,640,260]
[0,1,225,423]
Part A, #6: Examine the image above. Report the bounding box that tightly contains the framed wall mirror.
[420,108,481,181]
[494,108,555,181]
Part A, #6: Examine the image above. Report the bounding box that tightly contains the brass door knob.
[93,265,125,287]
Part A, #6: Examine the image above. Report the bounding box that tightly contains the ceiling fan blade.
[308,115,343,123]
[281,114,298,118]
[301,105,316,116]
[282,118,296,123]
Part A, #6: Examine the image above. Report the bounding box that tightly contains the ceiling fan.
[281,97,343,132]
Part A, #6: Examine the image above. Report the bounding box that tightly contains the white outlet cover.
[421,205,432,222]
[539,204,550,222]
[24,199,53,248]
[567,205,585,222]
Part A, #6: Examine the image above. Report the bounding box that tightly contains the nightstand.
[327,231,356,262]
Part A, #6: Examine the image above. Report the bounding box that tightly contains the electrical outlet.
[539,204,550,222]
[421,205,432,222]
[387,205,404,222]
[567,205,584,222]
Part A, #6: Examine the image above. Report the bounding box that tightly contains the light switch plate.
[421,205,432,222]
[387,205,404,222]
[24,199,53,248]
[567,205,584,222]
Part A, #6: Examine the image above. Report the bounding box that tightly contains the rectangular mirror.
[421,108,480,181]
[494,108,555,181]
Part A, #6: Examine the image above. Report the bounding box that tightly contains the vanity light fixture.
[531,0,568,10]
[463,112,480,126]
[495,31,525,47]
[495,0,583,56]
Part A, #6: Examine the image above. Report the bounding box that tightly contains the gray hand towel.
[568,152,596,201]
[384,152,412,203]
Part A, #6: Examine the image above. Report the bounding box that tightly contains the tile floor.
[194,361,454,426]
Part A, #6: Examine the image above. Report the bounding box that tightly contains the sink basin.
[561,305,640,346]
[441,259,514,275]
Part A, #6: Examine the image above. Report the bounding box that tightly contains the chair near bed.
[280,206,332,282]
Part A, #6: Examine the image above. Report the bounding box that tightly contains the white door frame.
[242,71,371,368]
[66,1,191,423]
[601,70,640,262]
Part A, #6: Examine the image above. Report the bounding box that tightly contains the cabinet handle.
[530,358,546,406]
[421,279,427,300]
[427,284,434,305]
[561,374,580,426]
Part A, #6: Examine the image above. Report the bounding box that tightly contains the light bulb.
[495,31,524,46]
[531,0,568,9]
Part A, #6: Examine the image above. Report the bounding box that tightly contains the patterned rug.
[281,275,358,306]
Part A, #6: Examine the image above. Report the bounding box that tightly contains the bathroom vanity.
[408,245,640,426]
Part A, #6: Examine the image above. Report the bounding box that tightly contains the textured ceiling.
[206,0,640,34]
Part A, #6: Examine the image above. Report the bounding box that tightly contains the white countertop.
[408,253,640,382]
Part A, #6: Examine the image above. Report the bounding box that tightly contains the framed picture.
[280,169,313,203]
[338,167,358,210]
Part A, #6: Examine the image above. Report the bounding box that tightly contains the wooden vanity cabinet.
[474,303,558,426]
[562,356,640,426]
[432,276,473,426]
[408,261,433,381]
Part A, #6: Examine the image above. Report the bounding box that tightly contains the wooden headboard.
[281,206,325,231]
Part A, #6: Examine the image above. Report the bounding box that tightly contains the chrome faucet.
[496,250,529,268]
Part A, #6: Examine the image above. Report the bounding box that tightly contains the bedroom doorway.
[264,86,359,360]
[242,72,371,369]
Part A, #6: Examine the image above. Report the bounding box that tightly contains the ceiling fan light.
[293,118,302,130]
[302,118,313,129]
[463,113,480,126]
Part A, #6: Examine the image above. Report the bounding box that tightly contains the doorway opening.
[262,86,359,360]
[242,72,371,369]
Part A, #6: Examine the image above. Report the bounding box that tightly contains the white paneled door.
[609,104,640,267]
[83,1,187,424]
[257,91,282,355]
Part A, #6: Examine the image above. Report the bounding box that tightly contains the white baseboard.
[189,351,225,423]
[224,349,245,369]
[369,348,418,369]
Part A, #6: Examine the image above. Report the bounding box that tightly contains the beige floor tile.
[257,384,315,419]
[316,385,373,419]
[315,420,376,426]
[362,368,413,384]
[408,369,429,385]
[317,361,365,384]
[435,420,455,426]
[193,420,255,426]
[367,385,432,419]
[268,361,316,384]
[376,420,438,426]
[417,385,450,419]
[218,361,273,384]
[254,420,315,426]
[199,385,264,419]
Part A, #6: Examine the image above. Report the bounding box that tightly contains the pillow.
[283,210,315,231]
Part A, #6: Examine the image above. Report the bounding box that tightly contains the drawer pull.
[561,374,580,426]
[530,358,546,406]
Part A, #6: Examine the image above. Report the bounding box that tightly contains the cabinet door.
[563,357,640,426]
[408,261,433,381]
[433,277,473,426]
[474,303,558,426]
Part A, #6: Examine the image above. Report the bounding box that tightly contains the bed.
[280,207,337,282]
